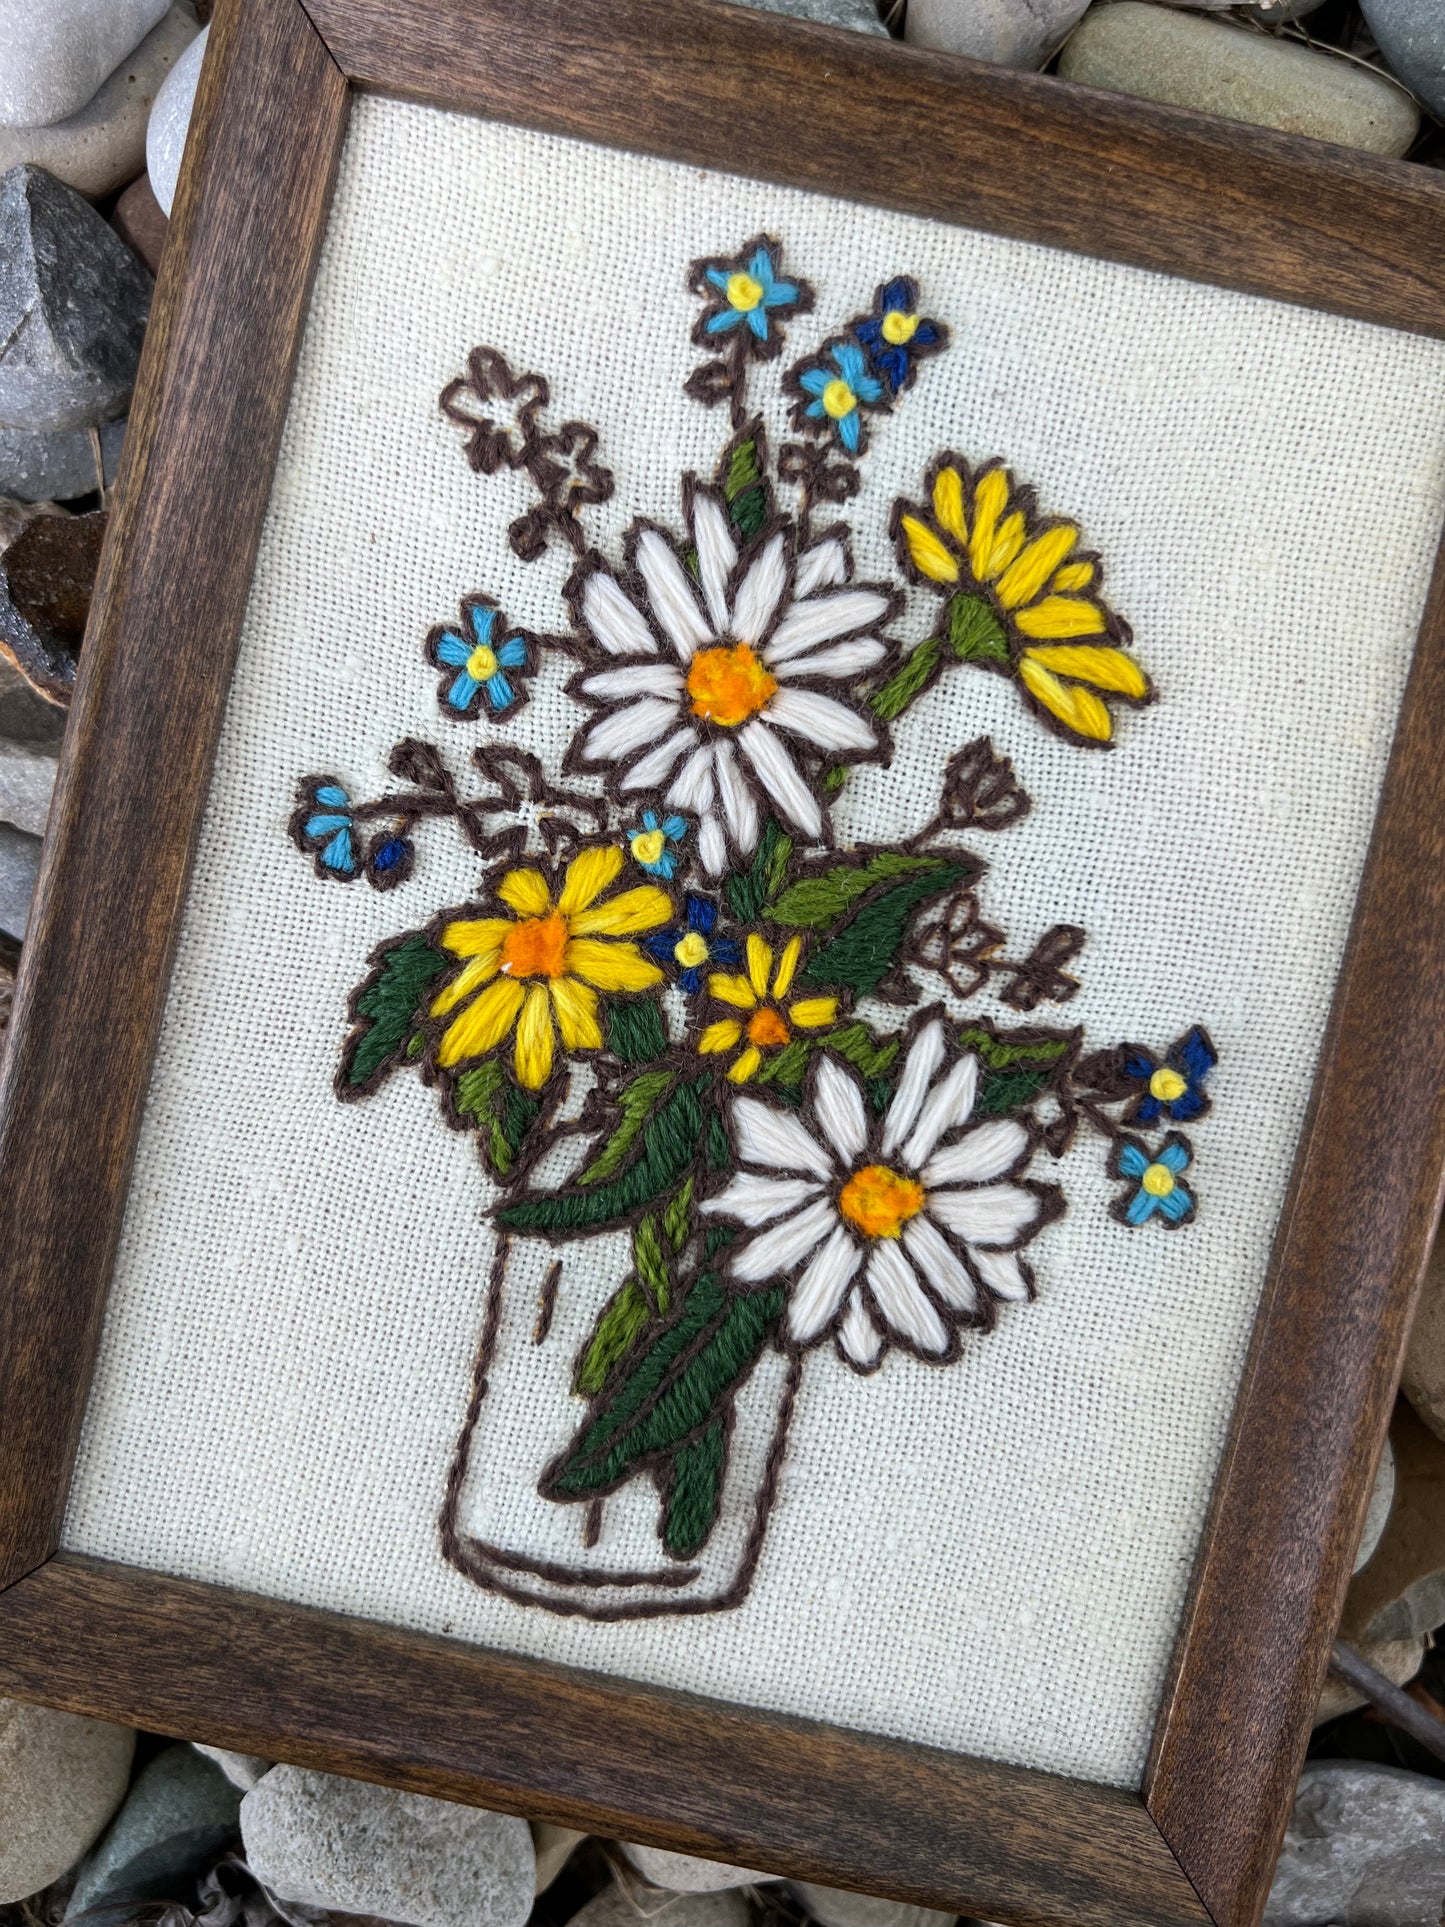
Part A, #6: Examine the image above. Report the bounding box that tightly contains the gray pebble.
[788,1884,956,1927]
[715,0,886,38]
[0,0,168,129]
[0,417,123,502]
[1059,4,1419,157]
[0,652,67,745]
[1264,1762,1445,1925]
[65,1743,242,1920]
[190,1745,273,1793]
[241,1765,535,1927]
[0,1699,135,1904]
[532,1823,585,1895]
[0,165,152,434]
[619,1845,769,1892]
[569,1886,752,1927]
[0,737,56,834]
[1360,0,1445,117]
[143,20,205,216]
[1354,1435,1395,1575]
[906,0,1089,70]
[0,819,40,939]
[0,6,200,202]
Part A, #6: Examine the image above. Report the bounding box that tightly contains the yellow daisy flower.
[697,934,838,1084]
[891,456,1151,746]
[430,846,670,1090]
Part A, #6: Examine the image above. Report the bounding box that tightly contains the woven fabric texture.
[61,95,1445,1787]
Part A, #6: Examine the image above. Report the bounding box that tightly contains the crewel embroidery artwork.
[288,235,1219,1614]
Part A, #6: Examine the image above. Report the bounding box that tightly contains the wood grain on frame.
[0,0,348,1586]
[302,0,1445,341]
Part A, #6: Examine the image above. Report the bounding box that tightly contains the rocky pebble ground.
[2,0,1445,1923]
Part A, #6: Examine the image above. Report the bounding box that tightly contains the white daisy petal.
[904,1215,979,1315]
[637,529,713,662]
[693,493,737,633]
[788,1225,863,1346]
[880,1021,947,1157]
[794,537,848,598]
[730,532,788,644]
[712,739,759,856]
[581,698,681,764]
[581,663,684,701]
[928,1181,1040,1248]
[813,1055,869,1165]
[666,742,718,813]
[734,1095,836,1179]
[866,1240,949,1354]
[766,688,876,753]
[698,810,727,875]
[901,1054,981,1170]
[972,1246,1032,1302]
[620,724,695,791]
[837,1287,884,1369]
[738,720,823,838]
[701,1173,823,1225]
[766,588,892,663]
[772,638,887,682]
[731,1197,837,1282]
[582,571,657,657]
[923,1119,1030,1190]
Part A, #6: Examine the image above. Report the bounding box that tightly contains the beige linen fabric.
[62,96,1445,1786]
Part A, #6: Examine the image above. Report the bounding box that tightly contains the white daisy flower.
[565,489,895,874]
[701,1016,1057,1371]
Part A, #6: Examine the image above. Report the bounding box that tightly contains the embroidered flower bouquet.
[290,238,1218,1616]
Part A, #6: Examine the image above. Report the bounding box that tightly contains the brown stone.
[0,509,106,707]
[1341,1400,1445,1644]
[111,174,168,277]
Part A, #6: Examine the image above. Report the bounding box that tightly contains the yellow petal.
[931,467,967,545]
[439,916,510,960]
[1025,644,1149,697]
[699,1019,743,1054]
[550,975,602,1050]
[558,845,624,917]
[788,997,838,1029]
[430,950,500,1019]
[514,983,555,1089]
[995,523,1080,612]
[1018,655,1113,743]
[746,933,773,999]
[726,1046,763,1084]
[1053,559,1095,592]
[968,466,1010,581]
[1015,596,1108,640]
[563,938,664,992]
[771,934,803,999]
[708,973,758,1010]
[900,512,959,585]
[498,869,551,918]
[984,510,1026,580]
[569,883,672,937]
[436,975,525,1068]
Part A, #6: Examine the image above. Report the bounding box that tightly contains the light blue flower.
[797,341,884,455]
[296,781,358,878]
[628,810,688,880]
[704,245,802,343]
[430,601,530,719]
[1117,1137,1193,1227]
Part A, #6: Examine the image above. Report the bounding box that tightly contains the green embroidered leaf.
[955,1026,1073,1069]
[497,1080,705,1234]
[664,1419,727,1557]
[955,1025,1075,1117]
[819,1023,900,1080]
[578,1069,675,1186]
[727,817,793,923]
[453,1060,540,1177]
[662,1177,694,1253]
[822,764,849,799]
[633,1212,671,1307]
[342,932,448,1092]
[870,635,942,722]
[722,438,769,541]
[800,861,976,997]
[575,1279,653,1396]
[949,592,1009,663]
[754,1038,810,1088]
[769,852,938,930]
[707,1112,731,1170]
[977,1067,1051,1114]
[607,996,669,1065]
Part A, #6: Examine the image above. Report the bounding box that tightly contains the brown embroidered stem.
[533,1260,561,1345]
[582,1499,603,1549]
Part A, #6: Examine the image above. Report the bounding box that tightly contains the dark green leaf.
[727,818,792,922]
[607,997,669,1065]
[769,852,939,930]
[800,861,976,996]
[722,438,769,541]
[498,1080,705,1234]
[579,1069,674,1186]
[664,1420,726,1557]
[977,1067,1049,1114]
[342,932,448,1092]
[949,592,1010,663]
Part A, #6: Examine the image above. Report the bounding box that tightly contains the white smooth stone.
[0,0,168,129]
[145,24,206,217]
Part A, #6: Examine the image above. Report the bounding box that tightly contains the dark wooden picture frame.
[3,3,1445,1924]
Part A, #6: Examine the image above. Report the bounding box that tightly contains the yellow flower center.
[881,310,918,345]
[631,828,667,866]
[838,1164,926,1240]
[726,271,764,312]
[499,911,569,980]
[1141,1162,1176,1199]
[746,1007,791,1049]
[465,642,499,681]
[822,377,856,420]
[686,642,778,727]
[675,932,709,968]
[1149,1067,1188,1103]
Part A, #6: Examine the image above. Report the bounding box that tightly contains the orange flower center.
[686,643,778,728]
[838,1164,925,1240]
[746,1007,791,1049]
[499,911,569,979]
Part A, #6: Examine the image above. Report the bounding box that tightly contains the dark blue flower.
[1124,1026,1216,1125]
[643,895,742,994]
[853,277,946,395]
[703,244,802,344]
[1115,1137,1194,1227]
[428,598,531,721]
[796,341,884,455]
[364,827,414,891]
